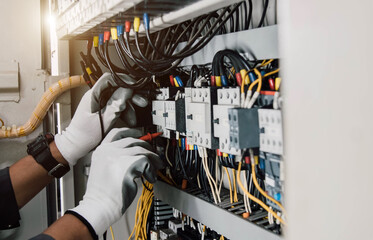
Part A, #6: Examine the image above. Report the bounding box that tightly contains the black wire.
[100,44,128,74]
[98,97,105,140]
[247,0,253,29]
[141,176,153,192]
[105,40,151,89]
[258,0,269,28]
[94,47,109,68]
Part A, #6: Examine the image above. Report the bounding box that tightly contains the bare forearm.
[9,141,68,208]
[43,214,93,240]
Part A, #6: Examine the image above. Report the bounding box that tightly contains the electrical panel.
[63,0,283,239]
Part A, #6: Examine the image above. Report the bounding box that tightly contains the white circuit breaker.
[258,109,283,155]
[213,87,241,155]
[185,87,218,149]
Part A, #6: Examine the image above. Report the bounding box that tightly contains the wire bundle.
[78,0,275,90]
[128,180,154,240]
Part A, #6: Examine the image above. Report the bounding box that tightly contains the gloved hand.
[90,72,148,127]
[55,73,148,166]
[68,128,163,237]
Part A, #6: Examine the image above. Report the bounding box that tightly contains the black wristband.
[65,210,98,240]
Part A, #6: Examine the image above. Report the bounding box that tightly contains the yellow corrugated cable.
[110,226,115,240]
[237,161,286,225]
[223,167,233,204]
[263,68,280,78]
[0,75,85,138]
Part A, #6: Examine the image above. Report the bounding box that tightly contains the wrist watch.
[27,133,70,178]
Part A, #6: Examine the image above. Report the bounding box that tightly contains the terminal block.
[185,87,218,149]
[258,109,283,155]
[228,108,259,149]
[152,87,186,137]
[213,87,241,154]
[217,87,240,105]
[156,87,181,100]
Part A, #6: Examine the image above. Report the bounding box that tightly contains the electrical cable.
[237,161,286,225]
[0,76,85,138]
[263,68,280,77]
[223,166,233,204]
[257,0,269,28]
[249,149,285,212]
[110,226,115,240]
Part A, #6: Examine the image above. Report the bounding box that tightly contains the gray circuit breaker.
[228,108,260,149]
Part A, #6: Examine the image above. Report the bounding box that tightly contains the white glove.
[55,73,147,166]
[68,128,163,237]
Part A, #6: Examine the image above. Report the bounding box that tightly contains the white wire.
[197,173,201,189]
[242,171,249,213]
[165,139,173,167]
[201,154,218,204]
[202,148,221,203]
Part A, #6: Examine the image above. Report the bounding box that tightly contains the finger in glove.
[119,101,137,127]
[101,128,142,144]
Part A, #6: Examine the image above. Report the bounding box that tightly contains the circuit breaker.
[228,108,260,149]
[258,109,283,155]
[213,87,241,154]
[185,87,218,149]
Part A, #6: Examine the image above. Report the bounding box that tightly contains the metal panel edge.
[179,25,279,66]
[154,181,282,240]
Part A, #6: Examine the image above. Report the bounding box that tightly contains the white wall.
[0,0,49,239]
[279,0,373,239]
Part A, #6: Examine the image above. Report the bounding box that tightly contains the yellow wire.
[260,59,273,67]
[263,68,280,78]
[157,171,175,185]
[0,118,4,127]
[223,167,233,204]
[251,161,285,212]
[128,182,154,240]
[248,69,263,92]
[220,236,224,240]
[240,74,246,93]
[232,169,238,203]
[236,162,286,225]
[136,188,153,239]
[110,226,115,240]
